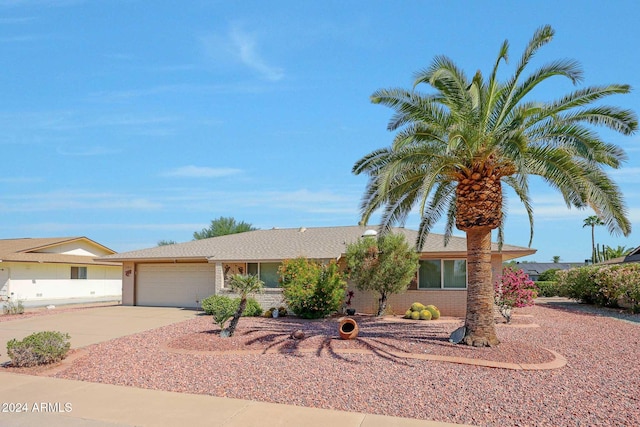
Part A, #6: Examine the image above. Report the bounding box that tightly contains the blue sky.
[1,0,639,263]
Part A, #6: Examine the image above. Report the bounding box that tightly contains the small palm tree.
[552,256,561,263]
[224,274,264,337]
[583,215,605,263]
[604,245,632,259]
[354,26,636,346]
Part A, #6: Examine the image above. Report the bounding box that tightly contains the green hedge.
[535,281,562,297]
[556,264,640,311]
[201,295,263,317]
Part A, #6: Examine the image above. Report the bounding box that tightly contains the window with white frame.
[247,262,281,288]
[418,259,467,289]
[71,266,87,280]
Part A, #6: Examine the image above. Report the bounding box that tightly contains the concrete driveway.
[0,305,201,364]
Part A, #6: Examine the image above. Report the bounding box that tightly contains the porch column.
[214,262,224,294]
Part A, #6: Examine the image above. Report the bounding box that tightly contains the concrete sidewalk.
[0,305,474,427]
[0,372,471,427]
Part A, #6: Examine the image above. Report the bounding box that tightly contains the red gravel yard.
[10,303,640,427]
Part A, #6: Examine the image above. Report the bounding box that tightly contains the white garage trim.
[136,263,215,308]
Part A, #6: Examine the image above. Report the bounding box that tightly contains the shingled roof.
[100,225,535,262]
[0,237,117,266]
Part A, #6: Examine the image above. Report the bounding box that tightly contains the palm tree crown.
[354,25,637,346]
[354,25,636,251]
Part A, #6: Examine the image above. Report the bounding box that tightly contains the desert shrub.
[557,266,607,305]
[243,298,263,317]
[202,295,263,318]
[555,264,640,310]
[425,305,440,320]
[535,281,562,297]
[279,257,346,319]
[419,309,432,320]
[345,233,420,316]
[2,299,25,315]
[6,331,70,367]
[201,295,237,329]
[538,269,560,282]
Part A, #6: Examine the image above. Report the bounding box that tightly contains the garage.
[135,263,215,308]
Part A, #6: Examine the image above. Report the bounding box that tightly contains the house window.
[418,259,466,289]
[247,262,281,288]
[71,266,87,280]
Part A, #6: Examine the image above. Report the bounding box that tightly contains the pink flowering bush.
[494,267,538,322]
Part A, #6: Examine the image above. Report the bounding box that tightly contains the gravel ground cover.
[7,304,640,426]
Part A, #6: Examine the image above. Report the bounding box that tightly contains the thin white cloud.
[162,166,243,178]
[608,167,640,183]
[0,34,48,43]
[0,0,82,7]
[0,176,43,183]
[229,26,284,81]
[56,145,122,156]
[89,82,270,102]
[0,191,162,212]
[201,24,284,82]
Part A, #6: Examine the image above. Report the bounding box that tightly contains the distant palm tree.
[583,215,605,263]
[604,245,632,259]
[353,26,636,347]
[552,256,561,263]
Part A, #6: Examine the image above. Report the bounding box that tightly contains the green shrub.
[535,281,562,297]
[279,257,346,319]
[556,264,640,310]
[410,311,420,320]
[201,295,237,329]
[202,295,263,318]
[410,302,425,312]
[557,266,600,304]
[538,269,560,282]
[243,298,263,317]
[404,309,412,319]
[2,299,25,315]
[425,305,440,320]
[6,331,71,367]
[419,309,432,320]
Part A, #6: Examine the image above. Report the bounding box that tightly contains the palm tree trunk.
[462,226,499,347]
[226,297,247,337]
[591,225,596,263]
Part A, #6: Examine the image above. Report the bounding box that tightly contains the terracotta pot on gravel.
[338,317,359,340]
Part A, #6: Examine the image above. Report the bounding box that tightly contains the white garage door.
[136,263,216,308]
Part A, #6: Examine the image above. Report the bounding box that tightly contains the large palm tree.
[353,26,636,347]
[583,215,605,263]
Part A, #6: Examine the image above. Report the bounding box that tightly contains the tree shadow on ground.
[193,316,462,362]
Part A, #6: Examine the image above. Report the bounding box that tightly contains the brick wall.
[219,288,287,311]
[349,287,467,317]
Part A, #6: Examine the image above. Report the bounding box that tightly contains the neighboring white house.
[100,226,535,317]
[0,237,122,306]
